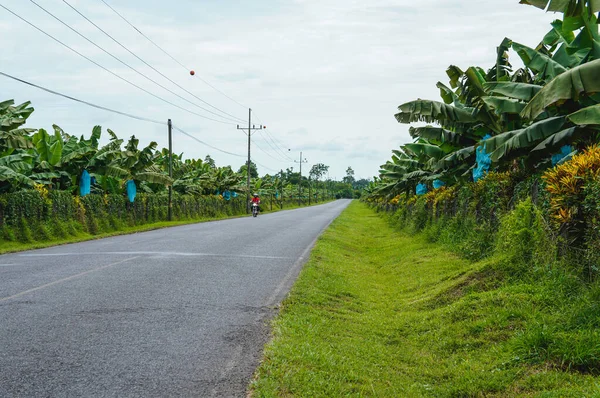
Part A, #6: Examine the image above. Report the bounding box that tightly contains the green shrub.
[1,224,16,242]
[86,213,99,235]
[17,217,33,243]
[496,198,556,272]
[409,200,429,232]
[457,221,495,261]
[51,219,69,239]
[34,222,52,241]
[67,220,83,236]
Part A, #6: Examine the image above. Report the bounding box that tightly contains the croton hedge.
[0,189,252,242]
[370,144,600,272]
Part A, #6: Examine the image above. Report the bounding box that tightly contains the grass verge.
[250,201,600,397]
[0,199,335,255]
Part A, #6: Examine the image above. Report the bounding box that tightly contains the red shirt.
[251,197,260,203]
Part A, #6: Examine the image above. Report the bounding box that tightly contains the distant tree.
[204,155,216,168]
[238,161,258,179]
[354,178,371,190]
[309,163,329,181]
[342,166,355,185]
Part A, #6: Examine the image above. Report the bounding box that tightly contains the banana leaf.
[105,165,129,178]
[545,19,576,46]
[481,97,526,114]
[395,100,477,131]
[0,166,34,186]
[488,38,513,82]
[0,129,35,149]
[436,82,464,107]
[409,126,476,146]
[33,128,63,167]
[532,126,579,151]
[512,41,568,81]
[484,116,567,161]
[401,170,431,182]
[0,153,34,174]
[520,0,600,16]
[521,59,600,120]
[485,82,543,101]
[568,103,600,124]
[31,171,62,183]
[446,65,464,89]
[90,125,101,149]
[134,172,173,186]
[403,143,448,161]
[436,146,475,170]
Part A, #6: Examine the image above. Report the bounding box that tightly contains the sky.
[1,0,559,180]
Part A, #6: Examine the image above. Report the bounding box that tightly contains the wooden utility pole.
[294,152,308,206]
[237,109,264,214]
[168,119,173,221]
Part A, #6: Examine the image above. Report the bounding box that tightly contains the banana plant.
[0,100,35,153]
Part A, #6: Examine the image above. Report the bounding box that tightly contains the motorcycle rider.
[251,193,261,213]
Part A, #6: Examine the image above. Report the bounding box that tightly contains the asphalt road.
[0,199,351,397]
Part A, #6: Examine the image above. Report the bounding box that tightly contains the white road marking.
[0,256,140,303]
[18,251,292,260]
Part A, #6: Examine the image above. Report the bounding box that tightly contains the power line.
[251,158,278,173]
[0,71,165,125]
[60,0,246,124]
[262,128,294,160]
[23,0,236,125]
[172,126,245,158]
[252,112,295,161]
[99,0,247,110]
[0,70,247,159]
[253,138,290,163]
[258,130,293,161]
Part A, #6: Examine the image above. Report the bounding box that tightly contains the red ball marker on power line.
[190,70,195,76]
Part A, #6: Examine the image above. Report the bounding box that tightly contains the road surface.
[0,199,351,397]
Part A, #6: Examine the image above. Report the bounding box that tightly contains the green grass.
[0,199,335,255]
[250,201,600,397]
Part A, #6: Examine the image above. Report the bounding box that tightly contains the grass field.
[250,201,600,397]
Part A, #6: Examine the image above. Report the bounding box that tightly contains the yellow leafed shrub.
[543,145,600,224]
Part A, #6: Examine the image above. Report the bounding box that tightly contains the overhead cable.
[99,0,247,110]
[25,0,237,125]
[253,138,290,163]
[251,158,278,173]
[61,0,246,124]
[0,71,165,125]
[1,71,248,158]
[1,3,234,125]
[172,126,245,158]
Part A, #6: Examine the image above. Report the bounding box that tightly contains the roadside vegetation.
[0,195,335,255]
[0,97,359,251]
[251,201,600,397]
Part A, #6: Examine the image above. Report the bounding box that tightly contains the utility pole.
[237,108,264,214]
[280,169,284,210]
[293,151,308,206]
[168,119,173,221]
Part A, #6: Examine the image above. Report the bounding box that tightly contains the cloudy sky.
[1,0,557,180]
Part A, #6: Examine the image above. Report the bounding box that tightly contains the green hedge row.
[0,190,249,244]
[372,171,600,279]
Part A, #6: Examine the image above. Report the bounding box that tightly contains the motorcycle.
[251,202,259,217]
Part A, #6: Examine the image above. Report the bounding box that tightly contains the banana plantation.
[369,1,600,197]
[0,99,345,243]
[366,0,600,267]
